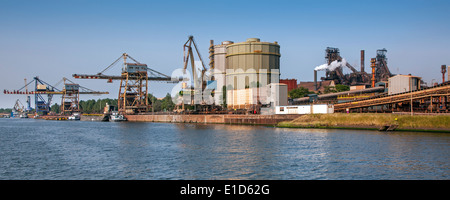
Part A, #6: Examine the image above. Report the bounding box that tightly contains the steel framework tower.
[375,48,392,82]
[61,83,80,114]
[118,62,150,114]
[59,78,108,114]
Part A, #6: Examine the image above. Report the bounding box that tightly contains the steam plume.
[315,58,347,71]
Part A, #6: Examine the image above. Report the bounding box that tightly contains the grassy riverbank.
[278,113,450,132]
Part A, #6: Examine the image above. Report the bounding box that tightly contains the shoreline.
[277,113,450,133]
[125,113,450,133]
[18,112,450,133]
[275,123,450,133]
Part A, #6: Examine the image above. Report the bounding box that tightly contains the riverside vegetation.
[278,113,450,132]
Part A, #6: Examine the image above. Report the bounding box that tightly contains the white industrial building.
[388,74,421,95]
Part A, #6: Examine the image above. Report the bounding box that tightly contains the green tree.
[0,108,12,113]
[153,99,162,112]
[79,98,118,113]
[324,84,350,94]
[148,93,160,112]
[288,87,314,98]
[50,103,60,113]
[335,84,350,92]
[161,93,175,112]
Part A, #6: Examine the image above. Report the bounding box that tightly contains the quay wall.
[124,114,300,125]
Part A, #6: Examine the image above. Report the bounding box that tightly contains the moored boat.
[110,112,126,122]
[68,113,81,120]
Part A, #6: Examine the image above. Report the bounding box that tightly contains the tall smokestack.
[442,65,447,83]
[209,40,214,69]
[361,50,365,73]
[314,70,318,91]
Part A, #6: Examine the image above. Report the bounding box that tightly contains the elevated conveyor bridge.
[334,81,450,113]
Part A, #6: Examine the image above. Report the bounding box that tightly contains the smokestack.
[360,50,365,73]
[442,65,447,83]
[314,70,318,91]
[209,40,214,69]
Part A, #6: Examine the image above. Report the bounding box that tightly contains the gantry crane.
[4,77,108,115]
[72,53,182,114]
[4,77,57,115]
[57,78,109,114]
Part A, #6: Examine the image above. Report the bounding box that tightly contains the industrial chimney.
[314,70,318,91]
[361,50,365,73]
[442,65,447,83]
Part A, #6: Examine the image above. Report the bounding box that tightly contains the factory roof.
[390,74,422,79]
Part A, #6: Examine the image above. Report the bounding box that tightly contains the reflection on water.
[0,119,448,180]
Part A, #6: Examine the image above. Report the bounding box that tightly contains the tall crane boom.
[183,35,208,90]
[72,74,175,82]
[73,53,180,83]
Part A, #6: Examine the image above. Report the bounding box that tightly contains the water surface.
[0,118,448,180]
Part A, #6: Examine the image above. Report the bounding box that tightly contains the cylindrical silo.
[225,38,280,90]
[225,38,281,109]
[213,41,233,105]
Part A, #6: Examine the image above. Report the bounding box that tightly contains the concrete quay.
[124,114,300,125]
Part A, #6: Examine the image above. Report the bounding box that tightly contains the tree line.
[288,84,350,99]
[0,108,12,114]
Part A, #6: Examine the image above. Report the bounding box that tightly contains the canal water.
[0,118,448,180]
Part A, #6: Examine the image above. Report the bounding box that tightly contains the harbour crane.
[12,99,29,118]
[183,35,208,91]
[72,53,182,114]
[4,77,57,115]
[12,99,25,117]
[4,77,109,115]
[13,99,24,112]
[180,35,217,112]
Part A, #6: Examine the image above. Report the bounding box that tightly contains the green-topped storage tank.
[225,38,280,90]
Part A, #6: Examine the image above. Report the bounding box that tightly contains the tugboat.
[102,103,126,122]
[110,111,126,122]
[68,113,81,120]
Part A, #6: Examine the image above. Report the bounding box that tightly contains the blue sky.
[1,0,449,108]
